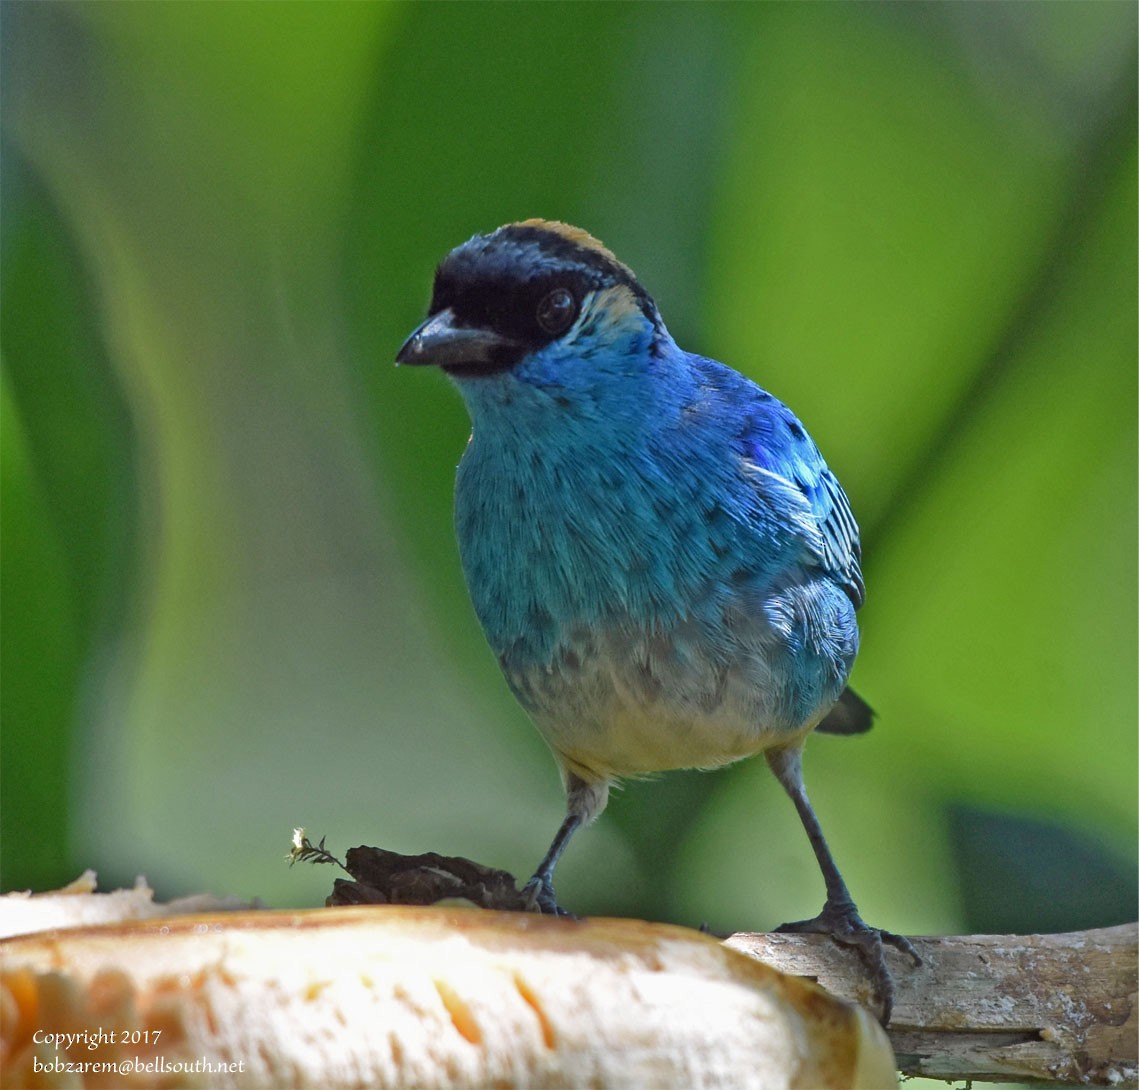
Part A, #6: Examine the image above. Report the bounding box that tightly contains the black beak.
[395,309,521,374]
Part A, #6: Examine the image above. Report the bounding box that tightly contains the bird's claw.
[521,874,575,917]
[776,899,921,1025]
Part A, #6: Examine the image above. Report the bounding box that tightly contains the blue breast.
[448,337,858,732]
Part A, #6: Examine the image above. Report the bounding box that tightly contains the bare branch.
[727,924,1138,1086]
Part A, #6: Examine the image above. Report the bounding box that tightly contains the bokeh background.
[3,0,1135,1028]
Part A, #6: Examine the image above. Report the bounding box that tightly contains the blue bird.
[396,220,919,1021]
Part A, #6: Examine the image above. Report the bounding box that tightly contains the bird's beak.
[395,309,520,372]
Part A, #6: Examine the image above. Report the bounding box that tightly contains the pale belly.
[539,691,802,784]
[499,609,840,783]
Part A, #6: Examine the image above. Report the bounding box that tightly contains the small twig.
[325,843,532,911]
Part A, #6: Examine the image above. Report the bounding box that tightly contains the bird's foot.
[521,874,575,918]
[776,898,921,1025]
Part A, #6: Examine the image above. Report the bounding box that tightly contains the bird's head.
[396,221,671,409]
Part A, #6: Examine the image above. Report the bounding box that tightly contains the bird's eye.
[536,288,577,336]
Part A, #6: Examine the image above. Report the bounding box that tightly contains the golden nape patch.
[590,283,645,326]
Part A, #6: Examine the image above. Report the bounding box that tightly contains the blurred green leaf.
[949,804,1137,934]
[1,158,137,889]
[1,372,75,888]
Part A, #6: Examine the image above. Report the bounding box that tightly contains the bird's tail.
[815,687,875,735]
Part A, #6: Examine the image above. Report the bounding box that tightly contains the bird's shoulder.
[678,353,865,609]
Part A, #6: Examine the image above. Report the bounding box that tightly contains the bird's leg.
[765,744,921,1024]
[522,772,608,916]
[522,812,582,916]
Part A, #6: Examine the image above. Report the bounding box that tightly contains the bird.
[396,219,919,1021]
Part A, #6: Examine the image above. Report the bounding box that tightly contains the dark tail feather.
[816,687,875,735]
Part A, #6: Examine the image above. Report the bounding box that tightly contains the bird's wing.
[742,452,865,610]
[690,356,865,609]
[797,457,865,609]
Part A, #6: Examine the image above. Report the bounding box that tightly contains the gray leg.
[523,772,608,916]
[766,744,921,1025]
[523,811,582,915]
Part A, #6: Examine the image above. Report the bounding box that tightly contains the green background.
[3,5,1135,1065]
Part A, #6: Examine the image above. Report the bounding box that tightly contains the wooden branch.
[726,924,1138,1087]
